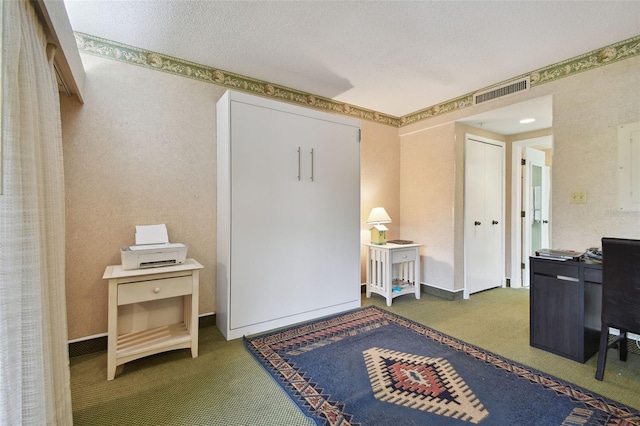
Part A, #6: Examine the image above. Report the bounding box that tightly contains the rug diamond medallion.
[363,347,489,424]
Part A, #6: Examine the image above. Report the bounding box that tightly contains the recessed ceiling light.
[520,118,535,124]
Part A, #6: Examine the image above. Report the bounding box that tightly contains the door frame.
[463,134,506,299]
[522,147,550,287]
[510,136,552,289]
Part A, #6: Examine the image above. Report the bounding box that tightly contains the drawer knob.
[153,287,161,293]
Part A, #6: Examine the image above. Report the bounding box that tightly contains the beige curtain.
[0,0,73,424]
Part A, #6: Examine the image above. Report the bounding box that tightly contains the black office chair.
[595,237,640,381]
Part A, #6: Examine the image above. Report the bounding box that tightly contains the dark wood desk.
[529,257,602,363]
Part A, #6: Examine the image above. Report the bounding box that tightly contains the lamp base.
[370,228,387,245]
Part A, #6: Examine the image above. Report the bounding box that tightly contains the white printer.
[120,224,188,270]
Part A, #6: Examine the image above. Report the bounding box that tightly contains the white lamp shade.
[366,207,392,224]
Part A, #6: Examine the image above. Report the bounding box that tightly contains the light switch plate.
[570,190,587,204]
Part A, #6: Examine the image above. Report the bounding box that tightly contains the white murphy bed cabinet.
[216,90,362,340]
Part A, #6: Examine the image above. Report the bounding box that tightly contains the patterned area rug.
[244,306,640,425]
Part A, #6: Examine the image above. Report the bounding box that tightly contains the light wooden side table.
[102,258,203,380]
[365,243,421,306]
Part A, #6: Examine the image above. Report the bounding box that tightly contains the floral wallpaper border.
[401,35,640,127]
[74,32,639,128]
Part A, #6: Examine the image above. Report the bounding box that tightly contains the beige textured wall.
[550,56,640,248]
[399,123,456,290]
[61,54,223,339]
[360,122,401,281]
[61,54,400,340]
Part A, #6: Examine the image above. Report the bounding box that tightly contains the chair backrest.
[601,237,640,333]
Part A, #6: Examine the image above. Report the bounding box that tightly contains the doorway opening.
[510,136,553,288]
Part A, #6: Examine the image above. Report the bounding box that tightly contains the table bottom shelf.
[116,323,192,364]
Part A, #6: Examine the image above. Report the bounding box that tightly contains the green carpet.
[70,288,640,425]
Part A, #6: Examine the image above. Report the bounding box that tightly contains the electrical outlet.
[570,190,587,204]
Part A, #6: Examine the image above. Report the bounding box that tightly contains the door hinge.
[358,129,361,143]
[521,158,526,166]
[521,211,525,218]
[521,263,525,270]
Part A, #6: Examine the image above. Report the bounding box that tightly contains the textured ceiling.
[63,1,640,132]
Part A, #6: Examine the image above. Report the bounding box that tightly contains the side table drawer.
[392,249,417,264]
[118,275,192,305]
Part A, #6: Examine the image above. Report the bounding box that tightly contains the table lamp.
[367,207,392,245]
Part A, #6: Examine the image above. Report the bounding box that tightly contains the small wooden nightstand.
[365,243,421,306]
[102,258,203,380]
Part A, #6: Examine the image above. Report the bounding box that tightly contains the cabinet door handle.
[310,148,314,182]
[297,147,301,181]
[492,220,499,225]
[153,287,161,294]
[474,221,481,226]
[543,220,549,224]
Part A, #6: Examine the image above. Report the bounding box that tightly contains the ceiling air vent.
[473,77,530,105]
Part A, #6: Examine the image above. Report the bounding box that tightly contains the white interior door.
[510,136,553,289]
[464,135,505,297]
[522,147,551,287]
